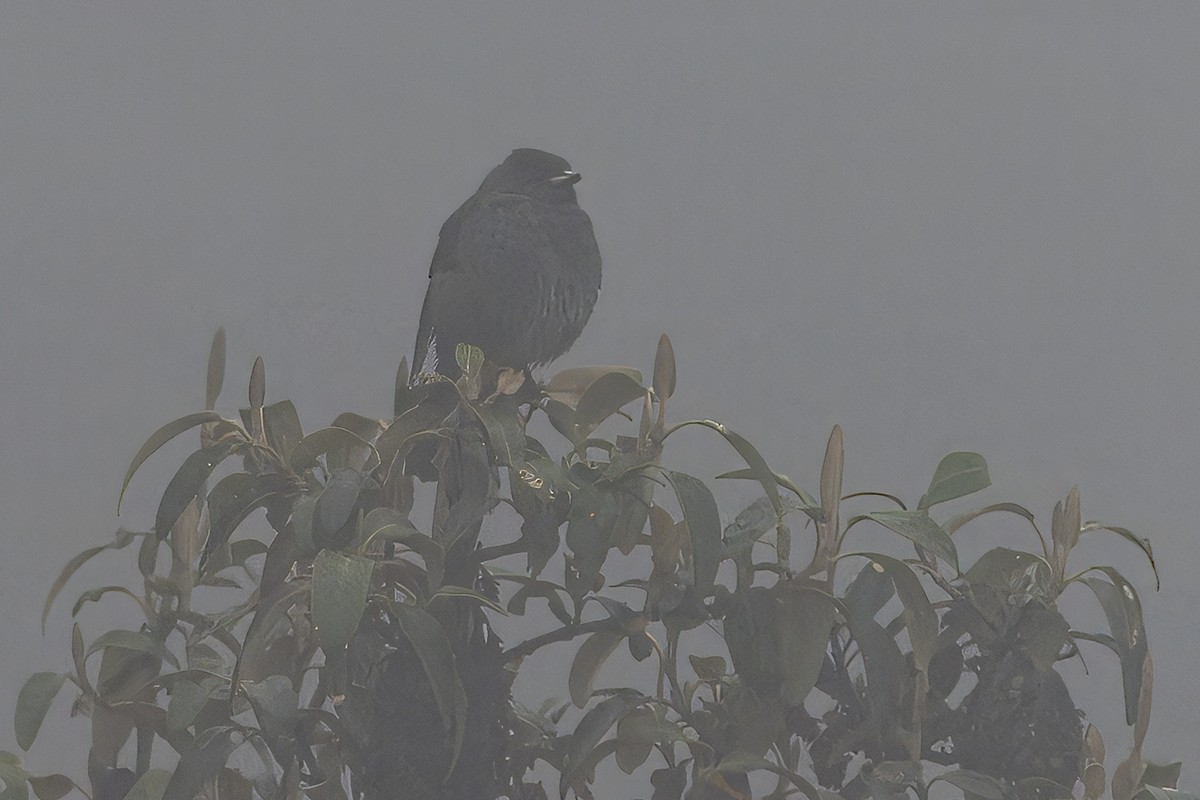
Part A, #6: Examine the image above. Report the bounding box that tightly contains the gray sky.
[3,1,1199,789]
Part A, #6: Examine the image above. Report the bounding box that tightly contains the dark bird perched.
[411,148,602,381]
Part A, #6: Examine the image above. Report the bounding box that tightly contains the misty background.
[2,1,1198,788]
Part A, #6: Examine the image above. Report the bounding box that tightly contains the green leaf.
[569,629,625,708]
[689,654,727,681]
[166,676,223,733]
[863,510,959,573]
[929,769,1011,800]
[41,529,146,633]
[87,630,179,670]
[70,586,149,620]
[455,342,484,379]
[1077,568,1148,726]
[154,442,242,540]
[119,411,230,513]
[919,451,990,509]
[392,603,468,780]
[261,400,303,459]
[201,473,288,569]
[560,693,640,798]
[311,551,373,650]
[776,585,836,705]
[474,397,526,467]
[162,728,242,800]
[123,769,171,800]
[943,502,1037,536]
[204,329,226,410]
[1081,521,1160,590]
[571,371,647,440]
[25,775,75,800]
[544,366,644,404]
[653,333,676,400]
[662,470,722,591]
[14,673,67,751]
[287,427,377,474]
[840,553,938,671]
[0,761,29,800]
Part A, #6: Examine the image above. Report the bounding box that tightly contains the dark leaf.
[394,357,412,416]
[311,551,373,650]
[569,629,625,708]
[71,586,151,622]
[249,357,265,409]
[162,728,242,800]
[43,530,146,632]
[474,396,526,467]
[202,473,289,569]
[1078,567,1148,726]
[119,411,230,514]
[262,401,303,460]
[653,333,676,400]
[154,442,242,541]
[571,371,647,440]
[312,470,369,550]
[560,692,639,798]
[1081,521,1160,590]
[205,329,226,410]
[26,775,76,800]
[287,427,376,475]
[930,769,1011,800]
[775,584,836,705]
[392,603,468,780]
[662,471,721,591]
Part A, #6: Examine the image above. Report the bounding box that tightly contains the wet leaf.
[14,673,67,750]
[919,452,990,509]
[311,551,373,650]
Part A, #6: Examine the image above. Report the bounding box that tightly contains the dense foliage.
[4,330,1190,800]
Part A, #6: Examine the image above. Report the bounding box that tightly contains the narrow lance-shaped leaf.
[154,441,242,541]
[200,473,289,570]
[819,425,844,559]
[42,529,146,633]
[118,411,229,513]
[662,470,721,591]
[839,553,938,671]
[1077,568,1148,725]
[569,629,625,708]
[205,328,226,410]
[86,630,180,670]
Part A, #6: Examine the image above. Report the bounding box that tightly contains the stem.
[502,619,615,662]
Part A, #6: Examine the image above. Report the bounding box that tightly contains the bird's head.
[479,148,583,201]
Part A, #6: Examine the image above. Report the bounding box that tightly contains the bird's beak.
[548,171,582,186]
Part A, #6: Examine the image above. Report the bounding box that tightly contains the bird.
[411,148,602,382]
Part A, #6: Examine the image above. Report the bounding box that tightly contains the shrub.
[4,330,1188,800]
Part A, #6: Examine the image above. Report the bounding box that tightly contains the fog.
[2,2,1198,791]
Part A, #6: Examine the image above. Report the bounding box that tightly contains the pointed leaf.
[87,630,179,670]
[42,530,145,633]
[205,329,226,410]
[571,372,647,439]
[840,553,938,671]
[311,551,373,650]
[569,629,625,708]
[162,728,242,800]
[662,470,721,591]
[287,427,376,474]
[820,426,843,551]
[544,366,644,405]
[154,442,242,540]
[118,412,229,513]
[392,603,468,780]
[123,770,170,800]
[14,673,67,750]
[864,510,959,573]
[26,775,76,800]
[1077,568,1148,725]
[1081,522,1160,590]
[653,333,676,400]
[248,357,265,409]
[919,452,990,509]
[776,585,836,704]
